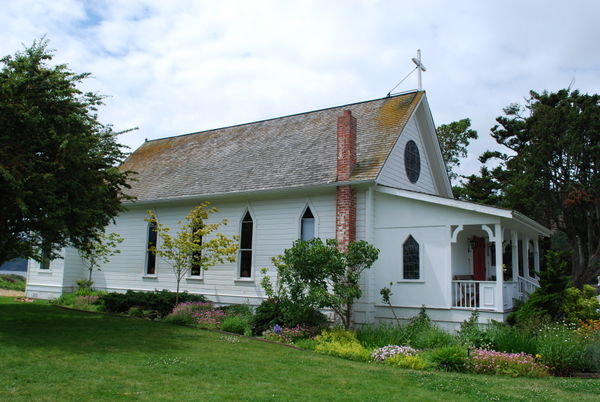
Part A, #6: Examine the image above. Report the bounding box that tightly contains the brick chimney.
[336,110,357,251]
[336,110,357,181]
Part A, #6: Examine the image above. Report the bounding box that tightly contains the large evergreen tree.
[470,89,599,286]
[0,40,132,265]
[436,118,478,182]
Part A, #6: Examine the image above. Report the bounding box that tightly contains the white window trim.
[236,207,256,281]
[397,234,425,283]
[297,201,319,241]
[143,220,159,277]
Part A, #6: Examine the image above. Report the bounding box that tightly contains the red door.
[472,237,486,281]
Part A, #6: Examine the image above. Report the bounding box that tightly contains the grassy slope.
[0,297,597,401]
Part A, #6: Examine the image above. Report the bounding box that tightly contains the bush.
[98,290,208,318]
[458,311,493,350]
[424,346,468,372]
[263,324,313,344]
[537,323,587,375]
[75,279,94,291]
[371,345,420,362]
[0,274,26,291]
[386,355,427,370]
[486,323,537,355]
[222,304,253,318]
[52,293,78,306]
[577,320,600,373]
[410,327,456,350]
[467,349,549,377]
[221,315,251,335]
[356,324,412,349]
[314,329,370,361]
[251,298,327,336]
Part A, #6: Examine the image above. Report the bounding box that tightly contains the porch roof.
[375,185,552,237]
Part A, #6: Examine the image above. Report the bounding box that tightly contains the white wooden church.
[26,90,550,330]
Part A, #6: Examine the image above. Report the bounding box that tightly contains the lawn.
[0,297,597,401]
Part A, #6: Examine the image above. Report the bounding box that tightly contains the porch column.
[533,238,540,278]
[494,224,504,312]
[523,236,530,279]
[511,231,519,281]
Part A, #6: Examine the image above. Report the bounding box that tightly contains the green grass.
[0,274,26,291]
[0,297,597,401]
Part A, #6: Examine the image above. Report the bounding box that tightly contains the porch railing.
[452,280,497,309]
[518,276,538,298]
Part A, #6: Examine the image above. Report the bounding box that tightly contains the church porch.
[450,223,542,313]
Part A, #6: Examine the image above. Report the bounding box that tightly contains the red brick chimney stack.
[336,110,357,251]
[336,110,357,181]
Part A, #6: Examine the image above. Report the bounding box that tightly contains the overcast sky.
[2,0,599,177]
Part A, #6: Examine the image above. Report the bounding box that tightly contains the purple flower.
[273,324,282,334]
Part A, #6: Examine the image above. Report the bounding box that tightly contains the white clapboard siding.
[78,190,339,305]
[377,116,437,194]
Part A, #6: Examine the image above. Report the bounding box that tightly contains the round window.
[404,140,420,183]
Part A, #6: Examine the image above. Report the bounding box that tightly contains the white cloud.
[2,0,599,176]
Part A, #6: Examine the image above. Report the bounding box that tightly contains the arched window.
[190,223,203,277]
[300,207,315,241]
[239,211,253,278]
[146,222,158,275]
[403,235,420,280]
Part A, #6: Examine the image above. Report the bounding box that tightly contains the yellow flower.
[535,354,542,359]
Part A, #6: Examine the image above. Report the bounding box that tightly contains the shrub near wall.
[99,290,207,318]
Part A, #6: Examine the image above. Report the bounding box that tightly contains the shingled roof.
[121,91,423,201]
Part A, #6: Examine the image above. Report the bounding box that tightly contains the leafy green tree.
[480,89,599,286]
[145,202,238,304]
[436,118,478,182]
[262,238,379,329]
[78,232,124,283]
[0,39,132,265]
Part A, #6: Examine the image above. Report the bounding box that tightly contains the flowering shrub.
[371,345,419,361]
[193,308,226,329]
[536,323,587,375]
[576,319,600,341]
[263,324,312,344]
[165,302,226,328]
[467,349,549,377]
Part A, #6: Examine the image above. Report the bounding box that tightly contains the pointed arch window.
[402,235,420,280]
[190,223,203,277]
[146,222,158,275]
[239,211,253,278]
[300,207,315,241]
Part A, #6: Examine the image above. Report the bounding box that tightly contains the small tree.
[78,231,124,287]
[145,202,238,304]
[263,238,379,329]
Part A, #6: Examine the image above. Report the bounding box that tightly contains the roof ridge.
[145,90,422,143]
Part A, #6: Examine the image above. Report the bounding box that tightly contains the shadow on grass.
[0,299,195,354]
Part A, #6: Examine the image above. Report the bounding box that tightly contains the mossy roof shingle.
[121,91,422,201]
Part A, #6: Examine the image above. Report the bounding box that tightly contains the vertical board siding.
[377,116,436,194]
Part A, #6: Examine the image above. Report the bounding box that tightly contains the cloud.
[1,0,599,177]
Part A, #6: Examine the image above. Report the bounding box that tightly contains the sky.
[2,0,599,177]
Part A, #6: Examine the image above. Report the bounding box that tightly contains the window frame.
[236,209,255,281]
[398,234,424,282]
[188,222,204,279]
[298,203,317,241]
[144,221,158,277]
[404,139,421,184]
